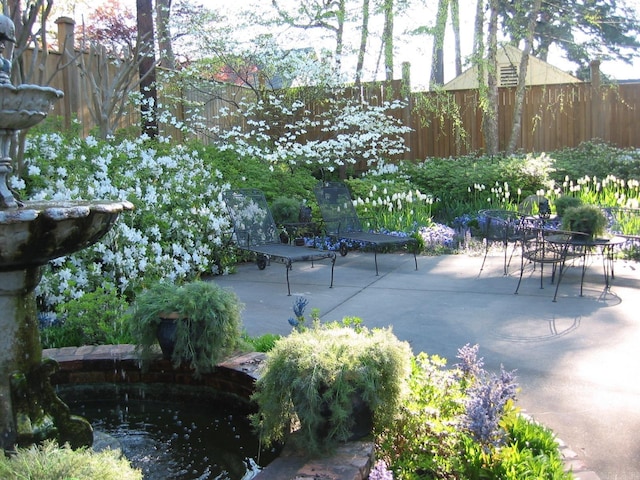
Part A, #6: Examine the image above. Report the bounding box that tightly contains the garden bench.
[223,189,336,295]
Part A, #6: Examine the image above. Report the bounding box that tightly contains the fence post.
[401,62,412,160]
[55,17,79,130]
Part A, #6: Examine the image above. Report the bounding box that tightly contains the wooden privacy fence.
[407,82,640,159]
[31,18,640,159]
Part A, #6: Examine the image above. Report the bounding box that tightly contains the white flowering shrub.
[14,133,234,310]
[215,93,411,170]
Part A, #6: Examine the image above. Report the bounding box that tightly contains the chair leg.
[552,259,568,302]
[580,254,587,296]
[329,255,335,288]
[479,241,490,277]
[514,262,525,294]
[374,249,379,276]
[503,240,508,275]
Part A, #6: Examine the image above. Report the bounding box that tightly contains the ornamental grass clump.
[0,440,141,480]
[251,323,412,455]
[561,204,608,238]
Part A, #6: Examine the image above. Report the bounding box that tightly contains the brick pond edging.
[44,344,375,480]
[44,344,599,480]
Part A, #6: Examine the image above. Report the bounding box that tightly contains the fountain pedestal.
[0,13,133,451]
[0,200,132,450]
[0,267,93,449]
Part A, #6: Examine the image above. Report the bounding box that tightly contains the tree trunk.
[335,0,345,72]
[382,0,394,81]
[450,0,462,76]
[136,0,158,138]
[156,0,175,69]
[355,0,370,87]
[482,0,499,155]
[429,0,449,88]
[506,0,543,154]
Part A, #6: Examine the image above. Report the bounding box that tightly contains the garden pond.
[58,384,281,480]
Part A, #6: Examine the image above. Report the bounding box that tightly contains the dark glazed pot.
[156,317,178,360]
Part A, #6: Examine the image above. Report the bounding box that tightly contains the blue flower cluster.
[452,213,477,231]
[418,223,457,248]
[292,296,308,318]
[288,296,309,331]
[463,366,517,447]
[455,343,484,378]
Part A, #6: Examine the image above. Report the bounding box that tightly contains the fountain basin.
[0,84,63,130]
[0,200,133,270]
[47,348,280,479]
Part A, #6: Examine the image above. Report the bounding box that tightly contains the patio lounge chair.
[223,189,336,295]
[313,181,418,275]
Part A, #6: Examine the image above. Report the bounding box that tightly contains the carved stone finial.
[0,15,14,85]
[0,15,16,44]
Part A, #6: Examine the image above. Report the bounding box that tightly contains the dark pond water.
[60,385,280,480]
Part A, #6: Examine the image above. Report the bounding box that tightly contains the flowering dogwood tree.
[159,40,412,172]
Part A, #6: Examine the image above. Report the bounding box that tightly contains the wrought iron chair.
[514,225,589,302]
[478,209,525,276]
[223,189,336,295]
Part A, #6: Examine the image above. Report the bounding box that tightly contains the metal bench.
[313,181,417,275]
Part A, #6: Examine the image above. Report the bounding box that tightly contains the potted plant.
[561,204,608,238]
[251,323,412,454]
[554,195,582,217]
[129,280,244,377]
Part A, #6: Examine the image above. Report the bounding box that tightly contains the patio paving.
[212,249,640,480]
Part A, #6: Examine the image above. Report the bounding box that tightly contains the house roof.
[442,44,582,90]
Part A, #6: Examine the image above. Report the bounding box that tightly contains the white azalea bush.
[13,133,233,311]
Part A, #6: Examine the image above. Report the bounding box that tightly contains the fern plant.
[129,280,244,377]
[251,323,412,454]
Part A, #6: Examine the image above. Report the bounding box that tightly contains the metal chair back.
[223,189,280,248]
[313,182,363,235]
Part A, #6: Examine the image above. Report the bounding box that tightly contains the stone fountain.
[0,15,132,451]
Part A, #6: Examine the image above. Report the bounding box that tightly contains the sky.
[65,0,640,89]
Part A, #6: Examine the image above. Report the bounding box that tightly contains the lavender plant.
[462,365,518,448]
[287,296,314,332]
[369,459,394,480]
[456,344,518,449]
[455,343,485,379]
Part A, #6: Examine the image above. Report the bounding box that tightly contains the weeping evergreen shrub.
[129,280,244,377]
[251,324,412,454]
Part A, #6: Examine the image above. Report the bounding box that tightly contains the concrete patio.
[213,249,640,480]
